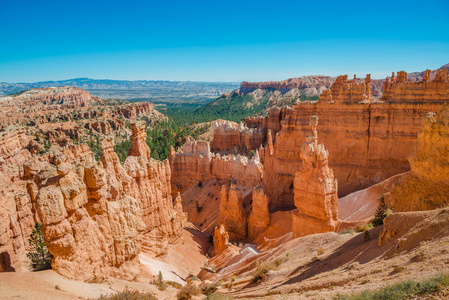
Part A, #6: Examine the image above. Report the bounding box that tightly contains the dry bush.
[317,247,325,255]
[95,290,157,300]
[251,262,276,284]
[176,283,200,300]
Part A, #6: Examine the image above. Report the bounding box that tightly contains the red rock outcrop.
[170,140,263,196]
[0,122,185,280]
[390,104,449,212]
[213,224,230,256]
[320,74,373,103]
[292,116,338,238]
[210,121,264,152]
[259,96,444,211]
[0,127,34,272]
[216,183,248,241]
[248,186,270,242]
[128,121,151,158]
[382,69,449,103]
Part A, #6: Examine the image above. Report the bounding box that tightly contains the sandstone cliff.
[210,120,264,152]
[0,122,185,281]
[382,69,449,103]
[390,103,449,211]
[169,139,263,196]
[216,183,248,241]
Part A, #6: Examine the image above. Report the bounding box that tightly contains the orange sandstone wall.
[262,100,443,211]
[391,103,449,211]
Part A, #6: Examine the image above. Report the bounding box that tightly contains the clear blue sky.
[1,0,448,82]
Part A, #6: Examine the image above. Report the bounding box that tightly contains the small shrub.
[177,283,200,300]
[317,247,325,256]
[275,258,284,266]
[230,275,237,282]
[335,272,449,300]
[364,231,370,242]
[357,223,373,232]
[251,262,275,284]
[339,228,356,235]
[157,271,166,291]
[27,222,53,271]
[201,283,219,296]
[372,193,388,227]
[166,281,183,289]
[390,266,405,275]
[196,200,203,213]
[96,290,157,300]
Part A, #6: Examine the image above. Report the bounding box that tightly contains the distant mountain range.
[0,78,240,103]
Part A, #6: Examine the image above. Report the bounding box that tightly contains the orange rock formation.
[382,69,449,103]
[247,186,270,242]
[390,104,449,211]
[292,116,338,238]
[0,121,185,280]
[213,224,230,256]
[216,183,248,241]
[169,139,263,196]
[128,121,151,158]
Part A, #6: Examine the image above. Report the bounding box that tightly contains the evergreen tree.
[27,222,52,271]
[372,193,388,227]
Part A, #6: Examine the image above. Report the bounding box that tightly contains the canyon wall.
[382,69,449,103]
[210,120,264,152]
[0,122,185,280]
[390,103,449,211]
[210,72,448,211]
[169,139,263,196]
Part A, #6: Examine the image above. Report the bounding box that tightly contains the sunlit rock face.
[391,103,449,212]
[0,122,185,281]
[292,116,338,238]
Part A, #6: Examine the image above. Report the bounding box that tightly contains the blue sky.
[1,0,448,82]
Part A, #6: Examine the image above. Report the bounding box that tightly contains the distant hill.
[0,78,240,103]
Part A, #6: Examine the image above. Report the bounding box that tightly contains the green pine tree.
[26,222,52,271]
[372,193,388,227]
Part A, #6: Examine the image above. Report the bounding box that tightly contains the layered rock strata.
[213,224,230,256]
[382,69,449,103]
[391,104,449,211]
[292,116,338,238]
[320,74,373,103]
[0,122,185,280]
[169,140,263,196]
[216,183,248,241]
[210,120,264,152]
[247,186,270,242]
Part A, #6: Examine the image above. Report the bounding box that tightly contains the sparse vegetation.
[364,231,371,242]
[251,262,276,284]
[27,222,53,271]
[156,271,166,291]
[372,193,388,227]
[196,200,203,213]
[201,283,219,296]
[176,283,200,300]
[317,247,325,256]
[339,228,356,235]
[335,272,449,300]
[96,290,157,300]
